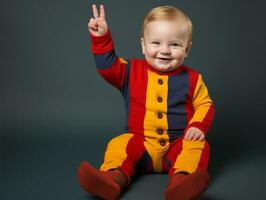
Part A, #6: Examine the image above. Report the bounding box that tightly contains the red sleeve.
[91,30,114,54]
[90,31,128,89]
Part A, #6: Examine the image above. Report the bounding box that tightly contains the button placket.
[156,77,165,137]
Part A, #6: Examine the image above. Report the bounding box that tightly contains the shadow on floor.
[198,195,223,200]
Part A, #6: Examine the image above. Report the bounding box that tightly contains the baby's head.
[141,6,192,72]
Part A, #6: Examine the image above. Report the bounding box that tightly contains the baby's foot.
[78,161,121,200]
[165,169,210,200]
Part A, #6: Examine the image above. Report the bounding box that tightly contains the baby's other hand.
[88,4,108,37]
[184,127,205,141]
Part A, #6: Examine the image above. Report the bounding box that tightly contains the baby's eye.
[152,41,160,45]
[171,43,181,47]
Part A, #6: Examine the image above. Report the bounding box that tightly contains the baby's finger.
[199,134,205,141]
[188,132,195,140]
[88,21,95,31]
[88,18,95,26]
[88,18,93,28]
[100,4,105,19]
[92,4,99,18]
[185,130,193,140]
[93,18,100,27]
[88,18,97,30]
[185,131,192,140]
[184,131,190,140]
[192,133,200,140]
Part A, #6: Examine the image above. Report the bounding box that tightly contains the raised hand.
[88,4,108,37]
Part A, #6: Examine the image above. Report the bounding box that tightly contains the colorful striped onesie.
[91,30,215,179]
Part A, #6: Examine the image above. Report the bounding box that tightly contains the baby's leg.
[78,133,150,199]
[164,138,210,175]
[100,133,152,179]
[163,138,210,200]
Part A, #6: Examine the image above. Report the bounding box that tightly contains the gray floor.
[2,131,266,200]
[2,0,266,199]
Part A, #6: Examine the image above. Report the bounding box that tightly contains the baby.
[78,4,215,200]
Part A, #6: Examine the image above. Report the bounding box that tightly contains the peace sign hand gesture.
[88,4,108,37]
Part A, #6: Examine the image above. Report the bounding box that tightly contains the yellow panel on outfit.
[173,140,206,174]
[143,70,169,173]
[100,133,133,172]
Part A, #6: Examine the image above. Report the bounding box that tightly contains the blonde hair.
[141,6,193,48]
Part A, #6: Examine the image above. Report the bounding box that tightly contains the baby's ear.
[185,42,192,58]
[140,37,145,55]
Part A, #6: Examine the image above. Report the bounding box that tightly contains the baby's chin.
[151,65,179,72]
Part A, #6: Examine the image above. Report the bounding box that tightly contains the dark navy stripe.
[135,151,153,174]
[120,59,131,132]
[167,71,189,142]
[94,50,117,69]
[163,157,172,172]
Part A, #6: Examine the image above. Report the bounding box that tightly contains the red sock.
[78,161,121,200]
[165,169,210,200]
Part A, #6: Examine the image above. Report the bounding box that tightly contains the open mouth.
[158,57,171,60]
[157,57,172,62]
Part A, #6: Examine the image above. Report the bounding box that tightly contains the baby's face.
[141,20,190,72]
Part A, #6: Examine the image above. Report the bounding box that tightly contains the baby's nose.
[160,45,171,54]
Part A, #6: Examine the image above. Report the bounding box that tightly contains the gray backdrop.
[1,0,266,199]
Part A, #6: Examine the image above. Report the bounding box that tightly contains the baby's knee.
[106,133,134,149]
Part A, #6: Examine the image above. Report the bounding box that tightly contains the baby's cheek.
[172,49,185,58]
[146,48,157,56]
